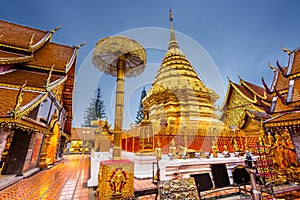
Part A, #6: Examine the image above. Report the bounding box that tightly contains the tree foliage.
[82,86,106,127]
[135,87,147,124]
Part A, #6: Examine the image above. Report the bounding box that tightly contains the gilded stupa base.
[97,159,134,200]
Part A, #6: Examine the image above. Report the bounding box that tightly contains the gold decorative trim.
[65,48,78,73]
[23,64,65,73]
[0,55,33,65]
[0,83,46,92]
[47,76,67,92]
[240,79,268,100]
[0,117,47,132]
[264,119,300,127]
[13,81,27,118]
[15,92,48,119]
[230,81,257,103]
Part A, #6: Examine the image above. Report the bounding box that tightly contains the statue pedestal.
[97,159,134,200]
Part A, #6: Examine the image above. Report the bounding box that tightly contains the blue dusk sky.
[2,0,300,128]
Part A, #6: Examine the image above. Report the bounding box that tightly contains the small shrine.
[262,47,300,181]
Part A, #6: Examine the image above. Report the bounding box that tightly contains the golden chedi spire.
[168,9,179,50]
[143,9,223,137]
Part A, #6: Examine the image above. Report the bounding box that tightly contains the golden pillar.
[113,55,125,160]
[93,36,146,199]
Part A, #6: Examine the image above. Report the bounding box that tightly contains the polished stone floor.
[0,154,299,199]
[0,154,157,200]
[0,154,89,200]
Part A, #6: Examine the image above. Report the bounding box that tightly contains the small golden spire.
[168,8,179,50]
[169,8,173,22]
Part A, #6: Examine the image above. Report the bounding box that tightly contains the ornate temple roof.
[0,50,33,65]
[221,77,272,128]
[222,77,272,112]
[263,47,300,115]
[0,20,57,52]
[0,88,41,116]
[0,20,80,135]
[25,42,78,73]
[0,69,64,91]
[263,47,300,127]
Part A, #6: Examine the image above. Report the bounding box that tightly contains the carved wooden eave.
[65,45,81,73]
[240,78,270,100]
[264,111,300,128]
[27,27,57,52]
[47,75,67,92]
[0,52,33,65]
[0,25,60,53]
[0,116,47,132]
[14,92,48,119]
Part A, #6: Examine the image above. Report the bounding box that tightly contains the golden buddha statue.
[169,138,177,157]
[212,144,219,158]
[154,140,162,181]
[222,145,230,157]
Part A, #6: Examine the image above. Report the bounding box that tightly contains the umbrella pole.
[112,55,125,160]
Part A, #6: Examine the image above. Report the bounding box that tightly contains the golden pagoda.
[142,10,223,150]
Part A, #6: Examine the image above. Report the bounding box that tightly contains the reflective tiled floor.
[0,154,299,200]
[0,155,89,200]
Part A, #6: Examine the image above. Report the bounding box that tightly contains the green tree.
[82,101,97,127]
[135,87,147,124]
[82,86,106,127]
[95,87,106,120]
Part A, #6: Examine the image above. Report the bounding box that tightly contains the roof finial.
[169,8,173,22]
[168,8,179,50]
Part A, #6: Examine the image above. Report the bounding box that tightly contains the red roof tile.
[292,78,300,102]
[0,69,63,90]
[274,67,289,92]
[0,88,41,116]
[0,20,49,51]
[241,80,272,101]
[290,50,300,76]
[25,42,76,72]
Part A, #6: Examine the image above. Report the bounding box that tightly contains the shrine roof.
[25,42,77,72]
[0,20,52,52]
[0,50,33,64]
[241,79,272,101]
[222,78,271,113]
[272,67,289,92]
[272,94,291,113]
[290,78,300,102]
[0,69,64,91]
[0,87,41,116]
[264,111,300,126]
[289,49,300,76]
[231,81,255,102]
